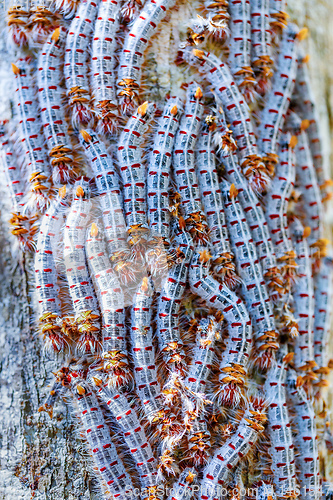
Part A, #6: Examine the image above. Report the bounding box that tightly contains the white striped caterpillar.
[183,48,270,193]
[250,0,274,93]
[120,0,145,24]
[264,131,297,289]
[28,0,58,45]
[64,178,101,353]
[166,468,198,500]
[147,97,183,274]
[35,185,72,353]
[54,0,79,19]
[196,113,238,288]
[37,26,79,184]
[294,51,332,203]
[85,221,131,388]
[7,0,30,48]
[117,0,177,114]
[90,376,159,497]
[289,217,315,373]
[264,352,298,499]
[12,57,53,215]
[131,275,163,422]
[91,0,120,135]
[269,0,288,33]
[214,108,283,301]
[220,179,279,371]
[258,23,307,175]
[172,83,209,242]
[287,369,321,500]
[117,101,156,252]
[198,398,267,500]
[64,0,99,129]
[189,246,252,407]
[228,0,257,103]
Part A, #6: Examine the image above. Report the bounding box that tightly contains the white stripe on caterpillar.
[86,222,131,387]
[294,51,331,202]
[189,246,252,406]
[269,0,288,33]
[117,101,156,248]
[12,58,52,215]
[220,179,278,371]
[196,113,238,288]
[258,23,307,174]
[70,375,135,499]
[287,369,321,500]
[90,376,159,495]
[183,48,270,193]
[28,0,58,45]
[264,352,298,499]
[91,0,121,135]
[64,178,101,353]
[250,0,274,93]
[289,217,315,372]
[35,186,72,352]
[198,398,267,500]
[117,0,176,114]
[64,0,99,129]
[172,83,208,241]
[228,0,257,103]
[7,0,30,48]
[37,27,79,184]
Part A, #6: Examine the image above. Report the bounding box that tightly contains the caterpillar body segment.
[38,26,79,184]
[28,0,59,45]
[269,0,288,33]
[54,0,79,19]
[7,1,30,48]
[220,179,278,371]
[120,0,146,24]
[250,0,274,93]
[165,468,198,500]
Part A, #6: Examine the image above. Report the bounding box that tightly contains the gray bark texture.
[0,1,333,498]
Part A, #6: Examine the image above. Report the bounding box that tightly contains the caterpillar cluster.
[1,0,332,499]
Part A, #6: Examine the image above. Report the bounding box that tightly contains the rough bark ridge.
[0,1,332,498]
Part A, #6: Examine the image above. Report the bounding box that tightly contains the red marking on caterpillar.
[64,178,101,353]
[35,186,72,352]
[287,369,321,500]
[86,221,131,388]
[229,0,257,103]
[12,57,53,215]
[38,26,79,184]
[117,0,176,114]
[91,0,121,135]
[28,0,58,45]
[264,353,298,499]
[120,0,146,24]
[250,0,274,94]
[189,246,252,406]
[64,0,99,129]
[198,398,266,499]
[258,23,304,174]
[7,1,30,48]
[220,179,278,371]
[183,48,270,193]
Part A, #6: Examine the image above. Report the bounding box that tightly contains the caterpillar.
[172,83,208,242]
[189,8,229,43]
[37,26,79,184]
[120,0,145,24]
[264,131,297,289]
[12,57,53,215]
[117,101,156,254]
[54,0,79,19]
[196,112,238,288]
[35,186,72,352]
[289,217,316,373]
[250,0,274,93]
[228,0,257,103]
[198,398,267,500]
[269,0,288,33]
[189,246,252,406]
[117,0,177,114]
[91,0,121,135]
[85,221,131,387]
[183,48,270,193]
[7,0,30,48]
[214,108,283,301]
[64,178,101,353]
[64,0,99,129]
[147,97,183,275]
[220,179,279,370]
[28,0,58,45]
[166,468,198,500]
[90,375,159,497]
[258,23,307,175]
[287,369,321,500]
[294,51,332,202]
[131,276,163,422]
[264,351,298,499]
